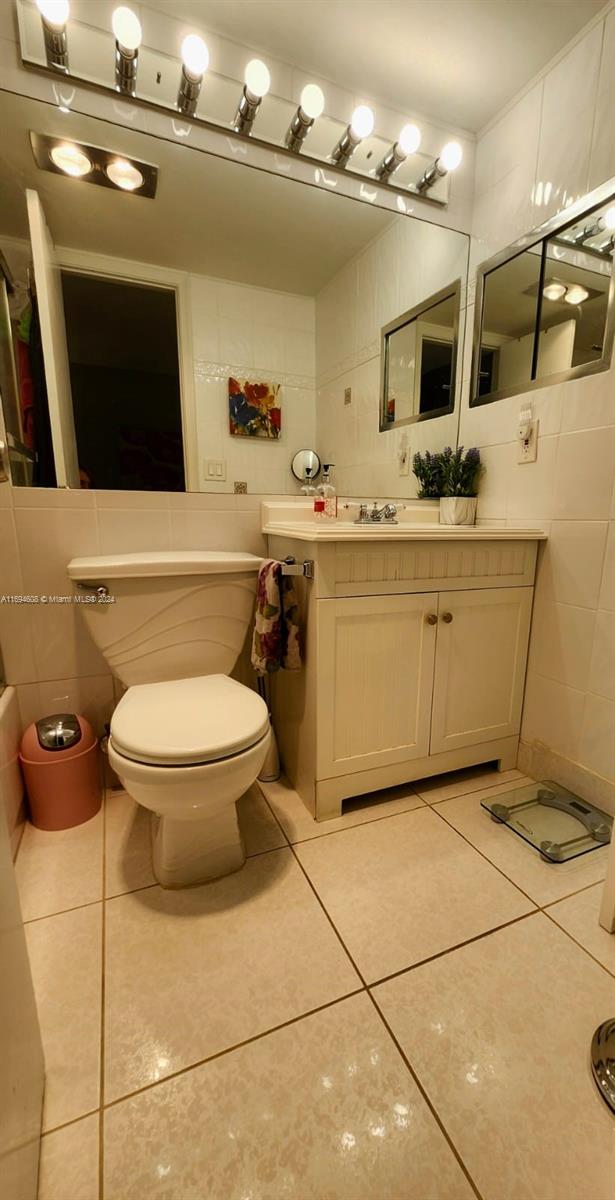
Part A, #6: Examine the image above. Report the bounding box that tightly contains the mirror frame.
[379,278,461,431]
[470,175,615,408]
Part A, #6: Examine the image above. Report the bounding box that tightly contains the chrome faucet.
[354,502,398,525]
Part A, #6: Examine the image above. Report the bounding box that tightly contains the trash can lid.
[36,713,82,751]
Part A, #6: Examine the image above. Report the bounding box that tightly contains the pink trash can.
[20,713,102,831]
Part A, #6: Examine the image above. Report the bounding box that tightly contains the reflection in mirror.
[0,88,468,497]
[380,282,460,430]
[472,181,615,406]
[536,200,614,379]
[290,449,321,483]
[479,249,542,395]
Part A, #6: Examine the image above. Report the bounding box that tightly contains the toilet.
[67,551,270,887]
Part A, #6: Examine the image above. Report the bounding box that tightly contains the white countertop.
[261,502,547,542]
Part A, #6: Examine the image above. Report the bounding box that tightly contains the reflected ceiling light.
[233,59,270,135]
[177,34,209,116]
[31,130,158,197]
[36,0,70,72]
[331,104,374,168]
[285,83,325,152]
[105,158,144,190]
[49,141,92,176]
[543,281,566,301]
[416,139,463,193]
[564,284,589,305]
[112,6,142,96]
[376,122,421,182]
[604,206,615,231]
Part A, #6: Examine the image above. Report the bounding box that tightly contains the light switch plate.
[204,459,227,480]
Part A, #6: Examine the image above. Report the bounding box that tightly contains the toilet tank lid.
[68,551,263,580]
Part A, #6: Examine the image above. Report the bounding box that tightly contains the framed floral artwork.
[228,377,281,439]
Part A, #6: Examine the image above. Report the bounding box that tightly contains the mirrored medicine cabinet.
[471,178,615,407]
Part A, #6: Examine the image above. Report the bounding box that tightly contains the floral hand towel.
[251,560,301,675]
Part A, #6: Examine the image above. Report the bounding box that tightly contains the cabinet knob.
[426,613,438,625]
[442,612,453,623]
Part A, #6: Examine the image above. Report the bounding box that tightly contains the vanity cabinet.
[266,523,543,821]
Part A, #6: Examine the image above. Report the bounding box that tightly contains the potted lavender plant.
[439,446,482,525]
[411,450,444,500]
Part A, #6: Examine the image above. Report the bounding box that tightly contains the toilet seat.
[110,675,270,767]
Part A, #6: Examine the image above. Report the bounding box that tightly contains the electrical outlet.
[344,387,352,405]
[398,445,410,476]
[518,419,539,463]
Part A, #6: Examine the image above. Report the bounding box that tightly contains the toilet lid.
[110,675,270,766]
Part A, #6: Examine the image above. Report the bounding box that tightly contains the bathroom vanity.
[263,502,546,820]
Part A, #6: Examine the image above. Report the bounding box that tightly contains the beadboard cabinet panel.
[430,587,533,754]
[316,593,438,778]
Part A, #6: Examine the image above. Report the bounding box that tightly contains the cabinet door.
[316,592,438,779]
[430,586,533,754]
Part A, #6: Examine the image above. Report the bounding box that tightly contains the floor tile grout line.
[541,878,609,908]
[41,1107,101,1139]
[366,910,539,990]
[283,796,426,846]
[364,989,485,1200]
[542,906,615,978]
[426,777,532,806]
[23,895,105,925]
[285,840,370,988]
[99,793,108,1200]
[100,988,367,1113]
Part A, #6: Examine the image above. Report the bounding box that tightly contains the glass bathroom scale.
[481,780,612,863]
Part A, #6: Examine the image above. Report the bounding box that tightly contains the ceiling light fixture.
[564,284,589,305]
[543,281,567,301]
[331,104,374,168]
[233,59,270,135]
[112,6,142,96]
[416,139,463,193]
[376,122,421,182]
[177,34,208,116]
[285,84,325,153]
[49,141,92,176]
[36,0,70,72]
[30,131,157,197]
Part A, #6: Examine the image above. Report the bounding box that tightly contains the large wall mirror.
[0,87,469,498]
[471,179,615,406]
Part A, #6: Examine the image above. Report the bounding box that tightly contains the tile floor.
[17,768,613,1200]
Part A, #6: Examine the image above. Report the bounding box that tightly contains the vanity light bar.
[331,105,374,168]
[112,6,142,97]
[29,131,158,198]
[36,0,70,72]
[415,141,463,192]
[376,123,422,182]
[285,85,325,153]
[233,60,271,135]
[177,34,209,116]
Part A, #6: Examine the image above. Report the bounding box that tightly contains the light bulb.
[565,284,589,305]
[106,158,144,191]
[50,142,91,176]
[112,6,141,52]
[37,0,69,26]
[181,34,208,78]
[245,59,270,98]
[398,123,421,156]
[603,205,615,231]
[350,105,374,140]
[543,282,566,301]
[440,140,463,171]
[300,83,325,120]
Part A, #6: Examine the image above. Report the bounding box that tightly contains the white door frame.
[55,246,199,492]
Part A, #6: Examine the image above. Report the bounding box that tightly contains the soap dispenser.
[320,463,337,519]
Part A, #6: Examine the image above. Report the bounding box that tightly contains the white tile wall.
[0,484,266,737]
[468,4,615,787]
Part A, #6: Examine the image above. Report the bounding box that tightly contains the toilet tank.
[67,551,263,687]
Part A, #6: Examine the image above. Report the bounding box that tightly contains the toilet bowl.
[109,674,271,887]
[67,551,270,888]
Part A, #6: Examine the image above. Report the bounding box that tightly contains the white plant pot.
[439,497,478,526]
